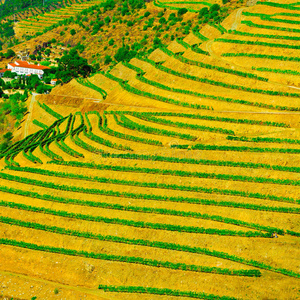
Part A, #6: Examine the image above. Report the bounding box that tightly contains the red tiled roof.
[9,60,50,70]
[0,69,10,73]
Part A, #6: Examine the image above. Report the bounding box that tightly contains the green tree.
[70,29,76,36]
[104,55,112,64]
[55,49,93,83]
[210,4,220,12]
[114,46,136,62]
[177,8,188,16]
[5,49,15,58]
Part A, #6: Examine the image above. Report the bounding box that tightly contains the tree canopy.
[55,49,93,83]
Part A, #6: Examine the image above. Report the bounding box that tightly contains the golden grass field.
[0,0,300,299]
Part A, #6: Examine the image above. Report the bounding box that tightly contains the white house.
[7,60,50,79]
[50,78,58,85]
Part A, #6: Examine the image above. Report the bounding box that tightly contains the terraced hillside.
[0,0,300,299]
[154,0,220,12]
[14,0,102,38]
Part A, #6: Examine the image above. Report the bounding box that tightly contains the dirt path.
[231,7,245,30]
[24,92,37,139]
[0,269,109,300]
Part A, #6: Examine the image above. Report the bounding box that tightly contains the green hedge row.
[0,129,44,158]
[47,160,299,204]
[55,138,84,158]
[2,115,70,163]
[227,135,300,146]
[242,20,300,34]
[122,62,145,75]
[84,112,93,132]
[222,52,300,63]
[41,164,299,214]
[104,71,213,111]
[38,101,63,119]
[160,47,268,81]
[76,78,107,99]
[101,152,300,173]
[256,1,300,10]
[216,37,300,50]
[131,62,289,111]
[0,216,261,277]
[0,199,296,277]
[1,171,273,238]
[191,44,210,55]
[174,143,300,155]
[83,128,132,151]
[135,71,216,108]
[22,149,36,164]
[118,111,288,128]
[2,178,295,242]
[243,12,300,25]
[7,165,294,234]
[40,154,300,187]
[1,236,246,276]
[125,111,235,135]
[117,113,197,141]
[39,142,64,161]
[88,109,163,146]
[209,22,227,34]
[253,66,300,76]
[192,28,209,41]
[138,58,300,99]
[228,29,300,41]
[108,114,163,146]
[98,285,238,300]
[32,119,48,129]
[22,148,42,164]
[70,131,105,154]
[176,38,191,49]
[108,64,298,111]
[63,114,73,135]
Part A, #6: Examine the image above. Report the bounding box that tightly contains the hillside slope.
[0,0,300,299]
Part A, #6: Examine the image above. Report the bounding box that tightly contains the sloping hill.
[0,0,299,299]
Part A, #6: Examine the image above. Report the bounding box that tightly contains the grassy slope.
[0,0,300,299]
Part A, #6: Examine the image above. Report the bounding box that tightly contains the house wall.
[7,64,45,79]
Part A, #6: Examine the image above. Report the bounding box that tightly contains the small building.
[50,78,58,85]
[7,60,50,79]
[0,69,10,78]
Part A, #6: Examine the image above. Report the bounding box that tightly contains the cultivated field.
[14,0,103,38]
[0,0,299,299]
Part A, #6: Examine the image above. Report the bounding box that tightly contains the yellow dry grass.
[1,1,300,299]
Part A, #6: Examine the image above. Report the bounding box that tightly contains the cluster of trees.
[198,4,222,23]
[0,92,27,130]
[55,48,93,83]
[0,131,13,151]
[0,20,15,45]
[0,49,16,59]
